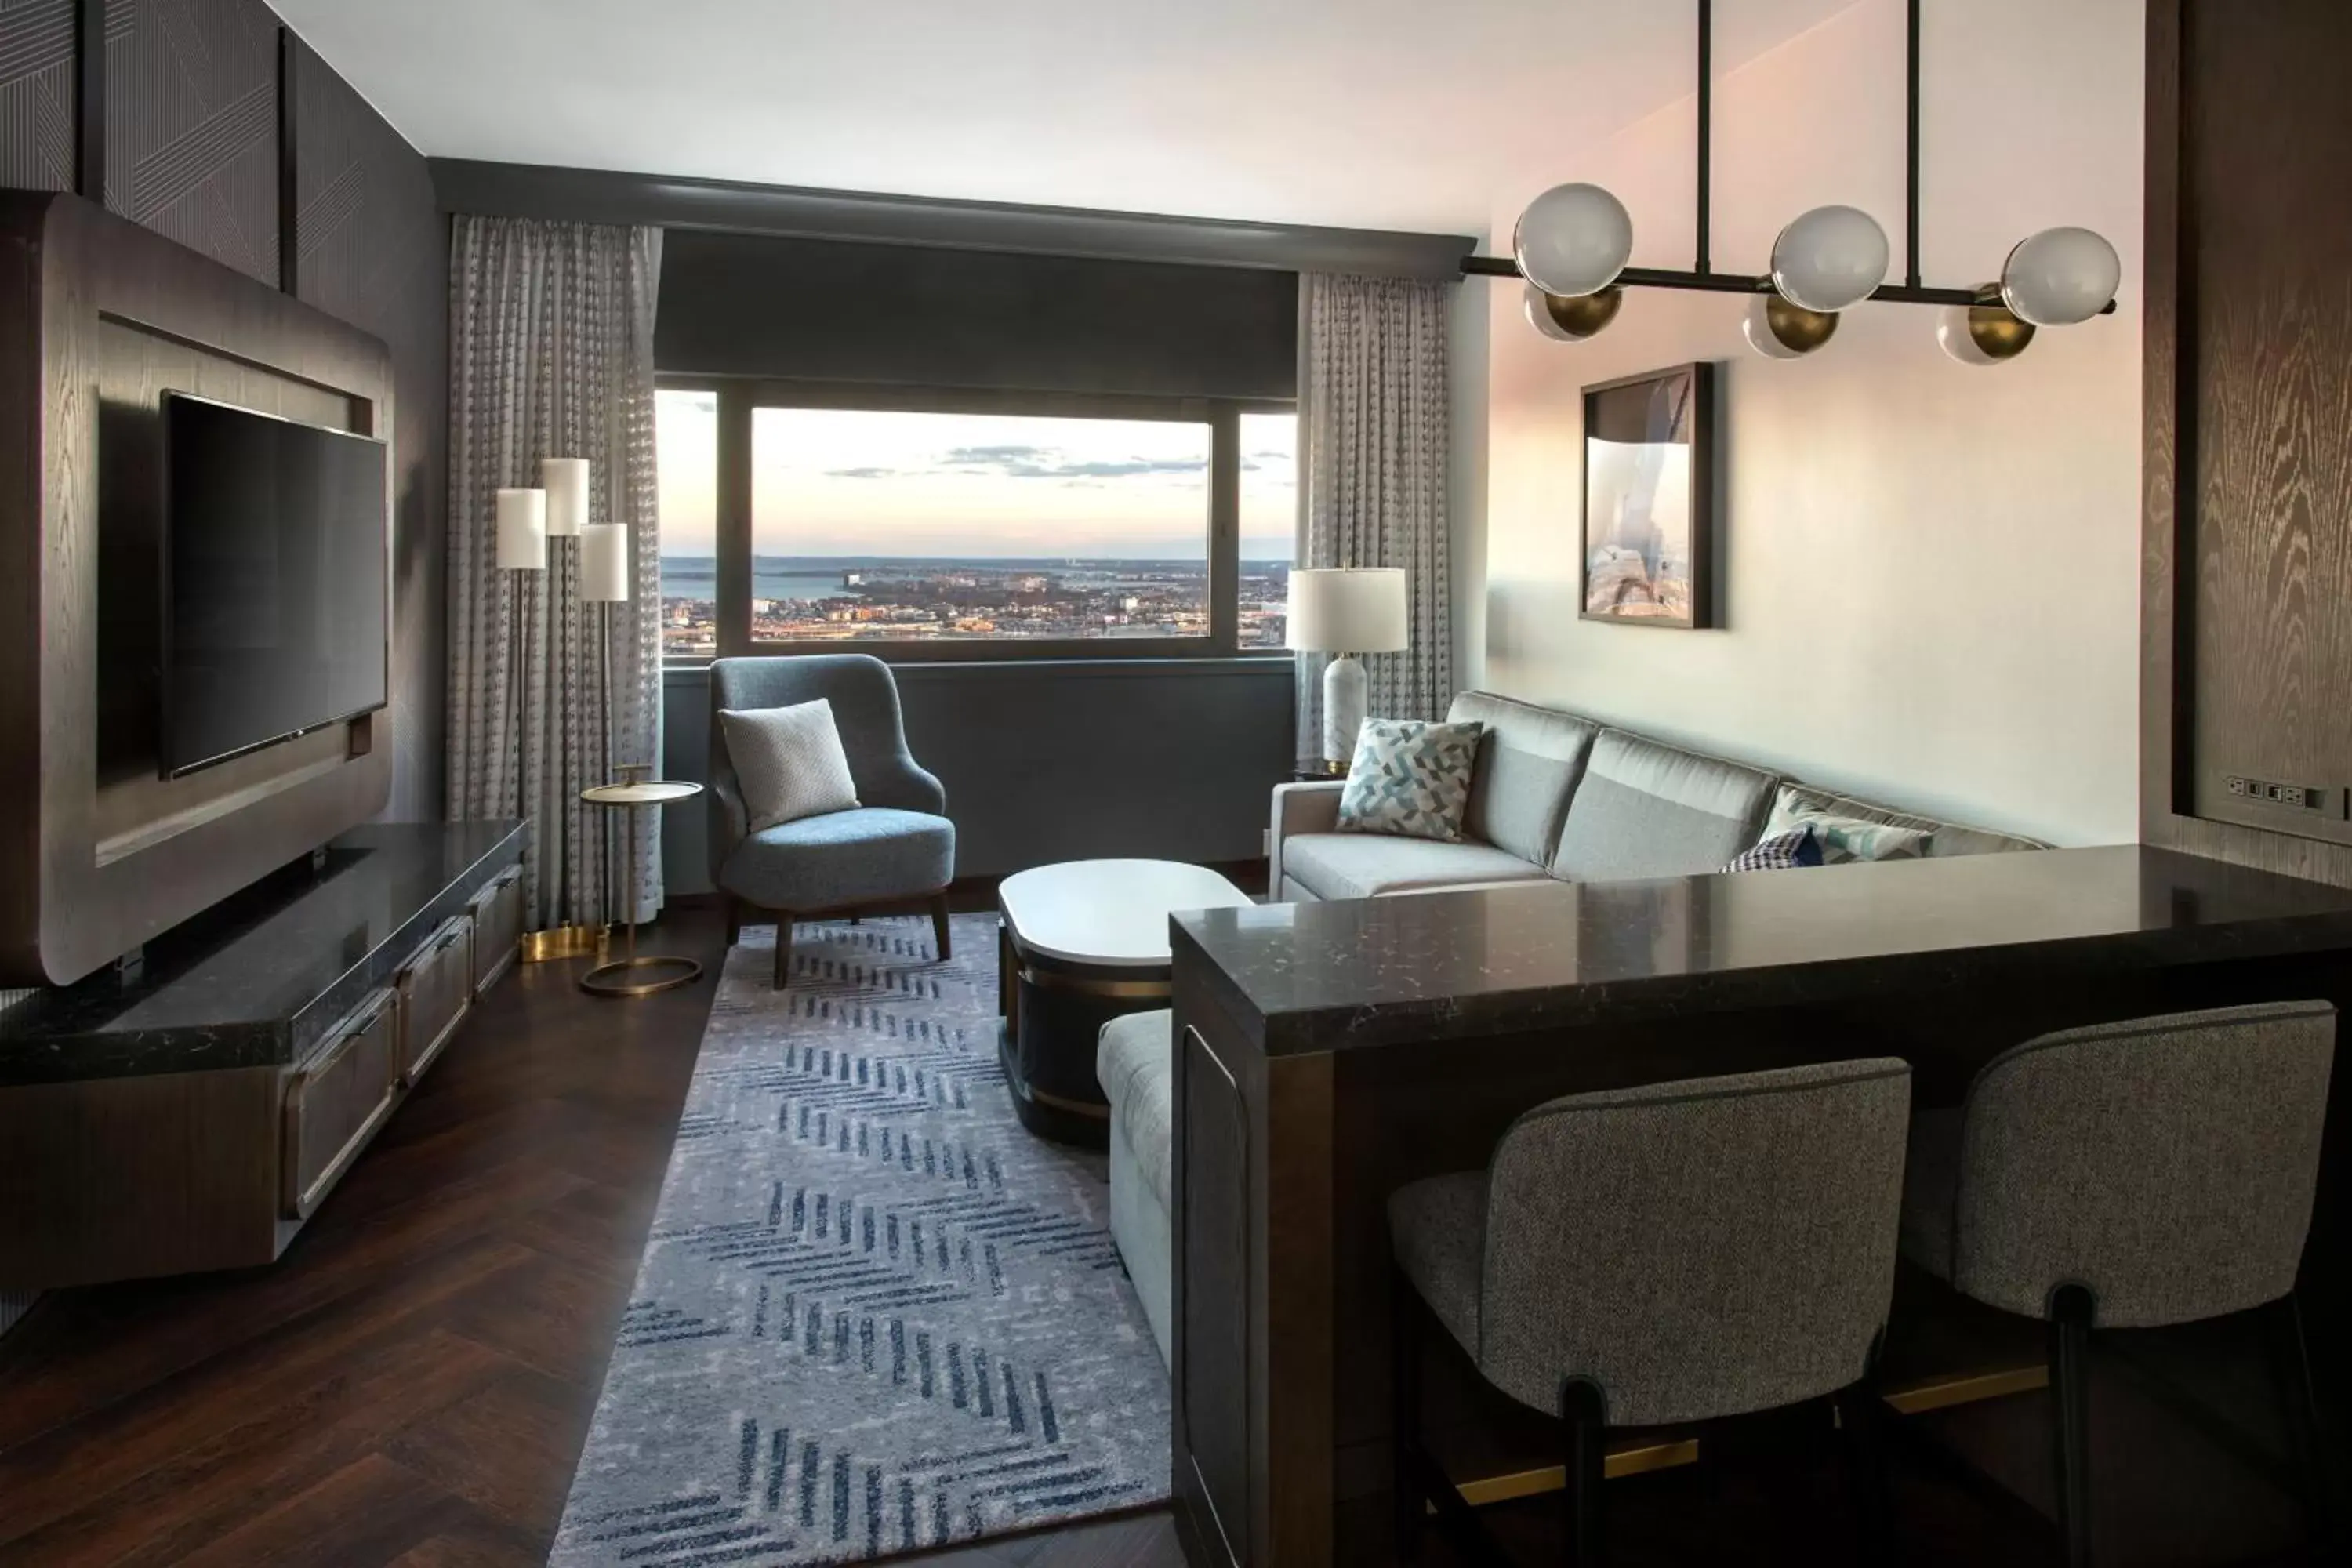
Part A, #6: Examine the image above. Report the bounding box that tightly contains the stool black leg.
[2049,1285,2096,1568]
[1560,1378,1607,1568]
[1832,1358,1892,1565]
[1391,1267,1425,1559]
[2266,1292,2333,1549]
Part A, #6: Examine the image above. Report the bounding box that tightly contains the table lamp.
[1286,568,1409,769]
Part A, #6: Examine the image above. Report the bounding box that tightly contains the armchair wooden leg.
[772,912,795,990]
[724,894,742,949]
[930,893,952,961]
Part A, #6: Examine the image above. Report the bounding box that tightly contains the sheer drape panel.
[446,216,665,928]
[1295,272,1454,753]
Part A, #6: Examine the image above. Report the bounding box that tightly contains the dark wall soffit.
[661,655,1293,683]
[427,158,1475,281]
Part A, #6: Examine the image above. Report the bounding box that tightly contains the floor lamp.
[503,459,611,962]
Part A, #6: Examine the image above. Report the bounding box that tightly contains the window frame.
[659,375,1295,663]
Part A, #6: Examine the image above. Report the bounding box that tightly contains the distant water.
[754,572,864,601]
[658,569,864,601]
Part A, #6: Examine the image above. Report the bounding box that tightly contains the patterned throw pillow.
[1720,826,1824,873]
[1337,719,1484,841]
[1782,812,1933,864]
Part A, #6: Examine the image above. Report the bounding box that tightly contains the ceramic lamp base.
[1323,654,1368,768]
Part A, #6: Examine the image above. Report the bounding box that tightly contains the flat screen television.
[160,392,389,778]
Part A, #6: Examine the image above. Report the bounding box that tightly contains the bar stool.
[1388,1058,1915,1566]
[1896,1000,2337,1567]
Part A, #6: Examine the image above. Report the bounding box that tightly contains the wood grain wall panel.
[102,0,277,285]
[291,36,445,818]
[0,191,393,985]
[0,0,76,191]
[2145,0,2352,882]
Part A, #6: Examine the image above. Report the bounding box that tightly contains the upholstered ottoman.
[1096,1009,1174,1369]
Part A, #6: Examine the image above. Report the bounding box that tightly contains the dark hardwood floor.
[0,900,2330,1566]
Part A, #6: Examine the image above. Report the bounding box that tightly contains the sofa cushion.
[1448,691,1602,866]
[1766,783,2047,858]
[1550,730,1779,883]
[1098,1011,1174,1215]
[1283,833,1552,901]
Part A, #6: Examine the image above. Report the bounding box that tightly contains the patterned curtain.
[446,216,665,930]
[1295,272,1454,753]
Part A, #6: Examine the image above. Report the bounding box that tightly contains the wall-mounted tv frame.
[158,391,390,779]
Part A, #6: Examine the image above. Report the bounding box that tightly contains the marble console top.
[0,821,524,1084]
[1171,845,2352,1057]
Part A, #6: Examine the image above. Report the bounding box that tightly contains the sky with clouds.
[656,392,1297,560]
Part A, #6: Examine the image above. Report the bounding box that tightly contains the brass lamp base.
[580,954,702,998]
[521,924,608,962]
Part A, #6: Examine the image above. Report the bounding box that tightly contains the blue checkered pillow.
[1720,825,1824,873]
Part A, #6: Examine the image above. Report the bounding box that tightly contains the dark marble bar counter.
[0,820,524,1085]
[1172,844,2352,1057]
[1166,844,2352,1568]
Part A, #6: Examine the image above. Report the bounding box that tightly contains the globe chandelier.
[1469,0,2122,365]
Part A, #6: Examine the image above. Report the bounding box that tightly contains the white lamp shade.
[1286,568,1408,654]
[495,488,546,570]
[1769,205,1890,314]
[2000,227,2122,327]
[580,523,630,602]
[1513,183,1633,298]
[542,456,590,536]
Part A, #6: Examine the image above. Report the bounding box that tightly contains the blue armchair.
[707,655,956,988]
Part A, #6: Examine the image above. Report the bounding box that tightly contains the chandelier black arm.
[1457,256,2114,316]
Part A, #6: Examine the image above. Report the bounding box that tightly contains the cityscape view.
[655,392,1296,659]
[657,557,1292,659]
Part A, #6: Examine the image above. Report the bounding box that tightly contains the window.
[657,382,1294,660]
[656,388,721,660]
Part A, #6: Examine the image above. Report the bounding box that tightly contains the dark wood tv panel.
[1166,847,2352,1567]
[0,822,524,1289]
[0,191,397,986]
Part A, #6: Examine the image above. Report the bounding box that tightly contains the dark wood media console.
[0,821,524,1289]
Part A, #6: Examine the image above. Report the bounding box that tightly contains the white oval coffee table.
[996,858,1251,1144]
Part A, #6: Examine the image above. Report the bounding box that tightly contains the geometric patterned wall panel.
[0,0,77,191]
[294,35,448,818]
[104,0,279,285]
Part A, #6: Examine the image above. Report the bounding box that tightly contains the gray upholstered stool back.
[1477,1058,1911,1425]
[1937,1000,2336,1328]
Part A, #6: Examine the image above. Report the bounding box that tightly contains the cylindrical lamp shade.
[1286,568,1409,654]
[579,523,631,602]
[542,457,590,537]
[495,488,546,570]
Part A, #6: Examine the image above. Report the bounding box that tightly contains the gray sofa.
[1103,691,2048,1364]
[1271,690,2046,902]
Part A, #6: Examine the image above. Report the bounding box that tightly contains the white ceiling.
[274,0,1864,236]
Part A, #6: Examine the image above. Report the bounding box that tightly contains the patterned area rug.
[550,915,1171,1567]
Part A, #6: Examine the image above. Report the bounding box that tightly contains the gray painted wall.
[663,658,1294,895]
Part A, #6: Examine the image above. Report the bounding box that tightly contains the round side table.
[579,773,705,998]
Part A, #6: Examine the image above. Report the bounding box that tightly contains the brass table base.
[580,953,702,998]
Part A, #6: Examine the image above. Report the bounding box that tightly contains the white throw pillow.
[720,699,861,832]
